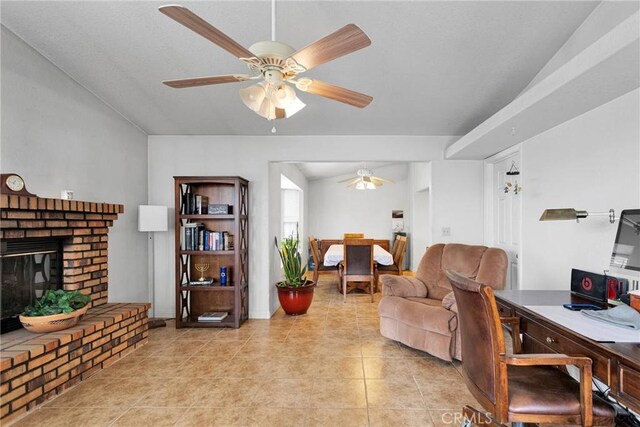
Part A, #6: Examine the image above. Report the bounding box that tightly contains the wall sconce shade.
[539,208,615,223]
[138,205,168,232]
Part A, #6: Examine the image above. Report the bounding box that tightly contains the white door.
[484,147,521,289]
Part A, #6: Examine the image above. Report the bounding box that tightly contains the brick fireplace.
[0,193,150,423]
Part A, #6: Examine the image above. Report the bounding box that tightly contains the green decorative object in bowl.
[19,290,91,333]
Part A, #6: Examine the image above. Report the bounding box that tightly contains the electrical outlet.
[441,227,451,237]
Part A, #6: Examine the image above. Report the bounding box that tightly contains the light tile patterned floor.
[10,276,478,426]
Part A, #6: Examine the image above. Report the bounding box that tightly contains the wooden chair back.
[308,236,321,266]
[394,236,407,267]
[373,239,390,252]
[344,233,364,239]
[343,239,374,276]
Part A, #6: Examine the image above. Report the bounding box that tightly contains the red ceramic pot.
[276,280,316,315]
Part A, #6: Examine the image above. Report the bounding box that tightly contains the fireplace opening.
[1,238,63,333]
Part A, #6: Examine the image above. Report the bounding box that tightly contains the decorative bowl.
[19,304,90,333]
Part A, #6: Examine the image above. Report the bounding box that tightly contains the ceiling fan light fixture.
[268,83,297,109]
[239,84,267,112]
[355,180,376,190]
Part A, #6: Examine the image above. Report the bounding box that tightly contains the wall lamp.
[539,208,616,224]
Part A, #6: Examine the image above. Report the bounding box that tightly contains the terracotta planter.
[276,280,316,315]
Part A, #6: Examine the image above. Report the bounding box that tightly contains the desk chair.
[308,236,338,284]
[340,239,376,303]
[446,271,614,427]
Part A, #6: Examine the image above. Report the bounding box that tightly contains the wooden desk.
[494,290,640,412]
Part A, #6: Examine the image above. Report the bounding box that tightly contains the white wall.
[520,89,640,290]
[429,160,485,246]
[0,26,149,303]
[308,163,408,242]
[147,135,452,318]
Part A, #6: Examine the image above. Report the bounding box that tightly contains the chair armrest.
[504,353,592,367]
[441,292,457,313]
[504,353,593,425]
[380,275,428,298]
[499,317,522,354]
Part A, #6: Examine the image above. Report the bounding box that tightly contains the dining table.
[323,244,394,267]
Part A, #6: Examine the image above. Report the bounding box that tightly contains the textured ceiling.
[294,161,398,180]
[1,1,598,136]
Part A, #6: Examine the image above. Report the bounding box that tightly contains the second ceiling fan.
[160,3,373,121]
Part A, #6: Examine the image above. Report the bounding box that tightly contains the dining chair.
[446,270,615,427]
[339,238,376,303]
[343,233,364,239]
[308,236,338,284]
[377,235,407,282]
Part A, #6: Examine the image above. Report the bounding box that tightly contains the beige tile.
[363,357,412,379]
[173,356,231,378]
[194,341,245,358]
[417,379,478,410]
[135,377,209,407]
[244,406,307,427]
[175,407,245,427]
[252,378,313,408]
[369,408,434,426]
[134,356,188,378]
[73,377,159,408]
[43,378,114,408]
[314,357,364,379]
[360,339,406,357]
[112,407,186,427]
[13,407,123,427]
[152,339,208,357]
[304,408,369,426]
[194,378,260,407]
[310,378,367,408]
[366,378,426,409]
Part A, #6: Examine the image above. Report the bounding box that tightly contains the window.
[282,188,300,239]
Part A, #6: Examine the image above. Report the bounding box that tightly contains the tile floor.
[10,276,479,427]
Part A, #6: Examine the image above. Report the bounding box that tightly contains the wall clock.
[1,174,36,196]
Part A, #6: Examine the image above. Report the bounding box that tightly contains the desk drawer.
[618,363,640,409]
[521,317,611,383]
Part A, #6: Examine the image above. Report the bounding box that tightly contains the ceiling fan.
[337,167,395,190]
[159,3,373,123]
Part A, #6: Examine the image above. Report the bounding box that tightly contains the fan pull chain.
[271,120,277,134]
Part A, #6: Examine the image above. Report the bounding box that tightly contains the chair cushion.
[378,296,457,335]
[507,365,615,418]
[377,264,399,272]
[316,264,336,271]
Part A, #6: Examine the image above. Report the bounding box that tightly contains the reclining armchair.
[378,243,508,361]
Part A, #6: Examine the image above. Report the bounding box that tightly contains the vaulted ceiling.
[1,1,598,136]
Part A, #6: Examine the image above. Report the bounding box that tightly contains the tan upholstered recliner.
[378,243,508,361]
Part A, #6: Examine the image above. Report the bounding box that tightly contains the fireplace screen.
[1,239,63,333]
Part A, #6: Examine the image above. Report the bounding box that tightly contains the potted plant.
[19,289,91,333]
[274,229,315,315]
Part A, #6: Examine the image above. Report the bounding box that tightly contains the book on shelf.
[195,195,209,215]
[187,279,215,286]
[181,224,234,252]
[198,312,228,322]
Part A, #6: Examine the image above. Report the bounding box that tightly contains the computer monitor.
[609,209,640,286]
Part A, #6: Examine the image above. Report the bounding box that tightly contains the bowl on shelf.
[19,304,90,333]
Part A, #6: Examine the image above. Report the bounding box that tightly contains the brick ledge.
[0,303,150,423]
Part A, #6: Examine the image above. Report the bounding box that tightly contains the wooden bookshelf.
[174,176,249,328]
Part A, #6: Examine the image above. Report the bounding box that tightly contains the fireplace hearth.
[1,238,63,333]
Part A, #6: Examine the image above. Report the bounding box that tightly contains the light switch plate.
[441,227,451,236]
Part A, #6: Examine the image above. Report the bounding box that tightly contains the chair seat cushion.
[377,264,399,271]
[316,264,337,271]
[507,365,615,418]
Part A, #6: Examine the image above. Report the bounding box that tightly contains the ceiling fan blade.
[363,176,372,183]
[372,176,395,184]
[163,74,251,88]
[301,80,372,108]
[159,5,254,59]
[290,24,371,71]
[337,176,358,183]
[346,180,361,188]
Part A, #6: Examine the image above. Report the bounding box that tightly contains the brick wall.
[0,304,150,423]
[0,194,124,306]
